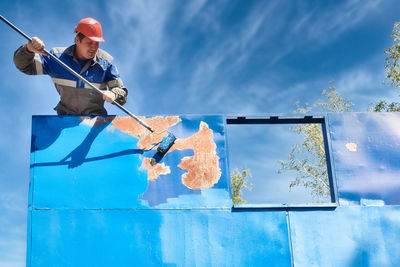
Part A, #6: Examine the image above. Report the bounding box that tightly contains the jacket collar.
[65,45,101,64]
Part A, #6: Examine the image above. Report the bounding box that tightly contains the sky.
[1,0,400,265]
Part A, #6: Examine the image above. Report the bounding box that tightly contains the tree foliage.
[384,22,400,88]
[277,123,330,199]
[370,100,400,112]
[372,22,400,112]
[303,81,354,113]
[230,167,252,204]
[277,82,353,200]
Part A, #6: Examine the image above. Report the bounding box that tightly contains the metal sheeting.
[328,113,400,205]
[28,113,400,266]
[289,206,400,266]
[30,115,230,210]
[30,210,291,267]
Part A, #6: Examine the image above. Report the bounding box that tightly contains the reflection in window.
[277,123,330,200]
[231,167,252,204]
[227,117,334,207]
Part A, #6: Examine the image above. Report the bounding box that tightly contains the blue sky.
[1,0,400,265]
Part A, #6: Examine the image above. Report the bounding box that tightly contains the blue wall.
[28,113,400,266]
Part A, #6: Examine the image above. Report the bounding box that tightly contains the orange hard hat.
[74,17,104,42]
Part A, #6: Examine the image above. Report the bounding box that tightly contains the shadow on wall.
[31,116,144,168]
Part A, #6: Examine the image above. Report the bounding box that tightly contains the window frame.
[226,115,338,209]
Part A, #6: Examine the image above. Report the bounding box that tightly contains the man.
[14,17,127,115]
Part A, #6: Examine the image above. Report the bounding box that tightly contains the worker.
[13,17,127,115]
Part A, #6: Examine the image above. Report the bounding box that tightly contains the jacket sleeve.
[106,64,128,105]
[13,45,44,75]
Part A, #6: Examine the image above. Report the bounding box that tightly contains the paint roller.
[0,15,176,156]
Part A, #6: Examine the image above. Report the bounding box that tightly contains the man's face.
[75,36,99,60]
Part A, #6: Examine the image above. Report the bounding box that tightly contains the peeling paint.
[111,116,181,150]
[140,158,171,181]
[170,122,221,189]
[79,116,113,127]
[109,117,221,189]
[345,142,357,152]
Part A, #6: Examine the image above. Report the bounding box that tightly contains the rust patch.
[79,116,113,127]
[170,122,221,189]
[110,116,180,181]
[141,158,171,181]
[346,142,357,152]
[111,116,181,150]
[109,116,221,188]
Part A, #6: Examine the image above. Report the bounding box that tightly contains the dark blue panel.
[30,210,291,267]
[289,206,400,266]
[328,113,400,205]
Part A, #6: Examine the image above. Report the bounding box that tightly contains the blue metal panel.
[30,115,230,209]
[30,209,291,267]
[327,113,400,205]
[289,206,400,267]
[28,113,400,266]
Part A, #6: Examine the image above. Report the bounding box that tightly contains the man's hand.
[102,90,117,103]
[26,37,46,55]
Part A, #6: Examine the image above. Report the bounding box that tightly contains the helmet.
[74,17,104,42]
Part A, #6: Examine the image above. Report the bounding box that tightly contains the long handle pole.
[0,14,155,133]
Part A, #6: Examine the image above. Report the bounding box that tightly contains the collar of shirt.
[64,45,104,70]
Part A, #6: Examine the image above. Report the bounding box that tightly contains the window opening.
[226,116,336,208]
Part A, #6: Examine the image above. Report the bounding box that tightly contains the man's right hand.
[26,37,46,55]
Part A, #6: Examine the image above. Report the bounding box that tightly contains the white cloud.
[0,193,26,214]
[334,57,398,110]
[0,243,26,267]
[105,0,177,113]
[272,0,384,63]
[336,69,375,93]
[102,1,388,115]
[107,0,173,76]
[182,0,208,24]
[0,193,27,267]
[184,2,286,106]
[306,0,382,43]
